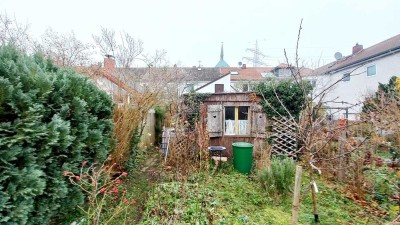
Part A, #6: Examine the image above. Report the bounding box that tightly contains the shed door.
[207,104,222,137]
[251,105,266,138]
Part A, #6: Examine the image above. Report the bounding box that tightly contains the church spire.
[215,42,230,68]
[220,42,224,60]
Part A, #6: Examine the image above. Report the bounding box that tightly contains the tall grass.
[257,156,296,197]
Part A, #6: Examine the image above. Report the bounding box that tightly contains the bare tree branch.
[39,28,94,67]
[0,13,31,52]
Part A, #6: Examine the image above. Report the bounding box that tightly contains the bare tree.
[35,28,93,67]
[141,49,167,68]
[0,13,31,52]
[93,27,144,68]
[257,19,375,223]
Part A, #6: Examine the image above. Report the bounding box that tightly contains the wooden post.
[291,165,303,225]
[337,118,347,182]
[311,180,320,223]
[338,129,346,182]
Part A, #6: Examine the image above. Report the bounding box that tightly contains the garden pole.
[310,179,319,224]
[291,165,303,225]
[338,116,347,182]
[309,163,320,224]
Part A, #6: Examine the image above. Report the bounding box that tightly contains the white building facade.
[312,34,400,120]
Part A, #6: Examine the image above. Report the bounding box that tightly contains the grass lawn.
[61,149,394,224]
[138,162,383,224]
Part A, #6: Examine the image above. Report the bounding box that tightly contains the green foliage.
[154,105,166,146]
[0,46,114,224]
[183,92,211,127]
[255,79,312,120]
[140,172,267,224]
[363,76,399,112]
[139,168,373,224]
[365,167,399,218]
[257,156,296,197]
[377,76,398,95]
[124,128,141,171]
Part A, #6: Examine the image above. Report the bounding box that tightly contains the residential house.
[312,34,400,120]
[88,55,136,102]
[194,65,314,94]
[194,72,231,93]
[180,67,224,94]
[220,65,273,92]
[271,63,313,78]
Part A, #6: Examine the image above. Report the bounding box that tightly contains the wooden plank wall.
[210,137,264,158]
[203,93,265,158]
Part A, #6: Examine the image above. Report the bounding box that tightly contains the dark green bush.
[255,79,312,120]
[0,46,114,224]
[154,105,166,146]
[183,92,211,127]
[257,156,296,197]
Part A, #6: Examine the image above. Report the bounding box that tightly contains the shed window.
[224,106,250,135]
[367,65,376,76]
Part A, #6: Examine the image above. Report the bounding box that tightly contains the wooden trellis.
[271,117,299,158]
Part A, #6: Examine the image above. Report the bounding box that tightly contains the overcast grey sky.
[2,0,400,68]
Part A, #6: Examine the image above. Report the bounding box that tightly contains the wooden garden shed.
[202,92,267,157]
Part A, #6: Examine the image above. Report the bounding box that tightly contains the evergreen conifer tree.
[0,46,114,224]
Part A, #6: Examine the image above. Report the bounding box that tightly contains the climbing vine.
[183,92,212,128]
[255,79,312,120]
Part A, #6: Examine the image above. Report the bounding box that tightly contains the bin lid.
[208,146,226,151]
[232,142,253,147]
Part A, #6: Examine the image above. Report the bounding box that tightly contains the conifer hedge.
[0,46,114,224]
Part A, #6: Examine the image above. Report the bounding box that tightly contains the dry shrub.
[165,104,209,173]
[112,91,159,166]
[112,104,140,165]
[306,120,368,186]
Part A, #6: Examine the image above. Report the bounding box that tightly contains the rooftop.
[220,67,273,80]
[313,33,400,75]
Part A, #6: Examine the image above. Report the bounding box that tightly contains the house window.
[342,72,350,81]
[224,106,250,135]
[367,65,376,76]
[215,84,224,93]
[243,84,249,92]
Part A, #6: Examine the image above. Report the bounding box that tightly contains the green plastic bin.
[232,142,254,174]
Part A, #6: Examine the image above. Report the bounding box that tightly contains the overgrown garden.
[0,15,399,224]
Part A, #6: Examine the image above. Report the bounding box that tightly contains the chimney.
[242,64,246,69]
[104,55,116,75]
[352,43,363,55]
